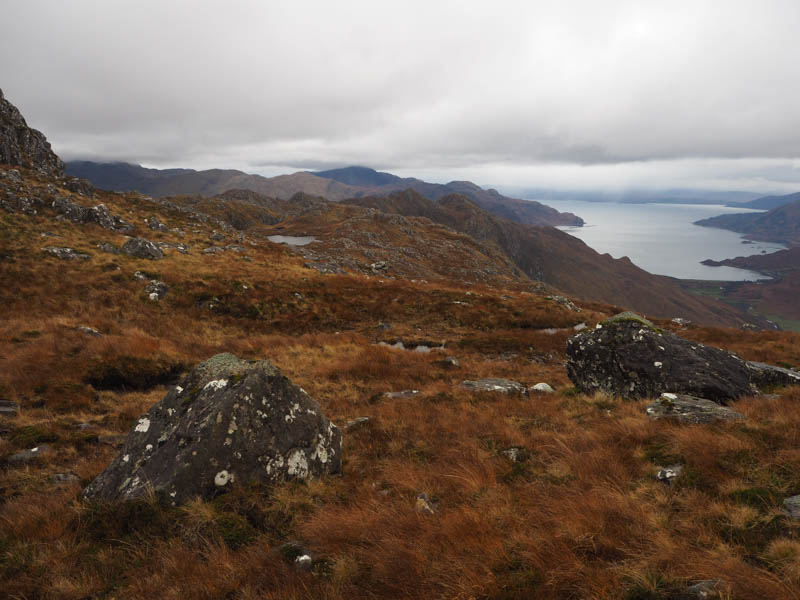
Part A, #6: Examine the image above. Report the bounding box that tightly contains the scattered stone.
[655,464,684,484]
[145,280,169,301]
[435,356,460,370]
[52,197,134,233]
[502,447,524,462]
[0,400,20,416]
[671,317,691,326]
[376,322,392,331]
[567,312,758,403]
[98,242,119,254]
[225,244,246,253]
[461,378,526,395]
[146,216,168,232]
[121,237,164,260]
[685,580,722,599]
[370,261,388,271]
[383,390,420,400]
[7,444,53,465]
[573,322,587,332]
[531,382,554,394]
[82,353,342,504]
[202,246,224,254]
[378,341,405,350]
[646,393,745,424]
[74,422,95,431]
[60,176,94,196]
[415,492,436,515]
[295,554,314,571]
[345,417,370,431]
[209,230,226,242]
[0,194,43,215]
[783,495,800,519]
[76,325,103,337]
[133,270,149,280]
[50,473,80,485]
[547,295,580,312]
[43,246,90,260]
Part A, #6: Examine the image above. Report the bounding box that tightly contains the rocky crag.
[0,88,64,177]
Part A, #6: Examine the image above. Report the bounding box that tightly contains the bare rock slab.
[461,378,526,395]
[567,313,754,403]
[83,353,341,505]
[646,393,745,424]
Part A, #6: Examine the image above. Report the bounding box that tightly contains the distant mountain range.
[65,161,583,227]
[499,186,761,205]
[695,198,800,246]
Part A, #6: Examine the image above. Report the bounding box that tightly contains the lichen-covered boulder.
[566,313,754,403]
[461,378,527,395]
[83,353,341,504]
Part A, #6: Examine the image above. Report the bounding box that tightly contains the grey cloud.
[3,0,800,191]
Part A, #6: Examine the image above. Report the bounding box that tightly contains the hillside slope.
[343,190,752,326]
[727,190,800,210]
[695,199,800,246]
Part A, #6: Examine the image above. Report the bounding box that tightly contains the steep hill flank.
[695,199,800,246]
[345,190,752,327]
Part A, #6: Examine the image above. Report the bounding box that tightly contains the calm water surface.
[540,200,786,280]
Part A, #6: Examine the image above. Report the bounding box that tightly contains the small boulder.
[461,378,526,395]
[646,393,745,424]
[82,353,341,504]
[566,312,755,403]
[50,472,80,485]
[783,495,800,519]
[145,280,168,301]
[435,356,460,370]
[43,246,90,260]
[98,242,119,254]
[202,246,224,254]
[146,216,168,232]
[7,444,53,465]
[531,382,554,394]
[345,416,370,431]
[383,390,419,400]
[655,464,684,484]
[121,238,164,260]
[0,400,20,416]
[76,325,103,337]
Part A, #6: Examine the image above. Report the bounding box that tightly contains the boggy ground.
[1,167,800,599]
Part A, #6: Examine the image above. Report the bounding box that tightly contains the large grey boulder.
[0,88,64,176]
[83,353,341,504]
[567,313,760,403]
[121,237,164,260]
[461,378,526,395]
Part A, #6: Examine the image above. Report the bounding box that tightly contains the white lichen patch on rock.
[214,470,233,487]
[204,379,228,391]
[134,417,150,433]
[287,449,309,477]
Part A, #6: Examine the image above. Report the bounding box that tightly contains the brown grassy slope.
[1,166,800,600]
[344,191,752,327]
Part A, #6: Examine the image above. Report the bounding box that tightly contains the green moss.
[602,311,659,332]
[10,425,59,449]
[213,513,258,550]
[728,487,779,509]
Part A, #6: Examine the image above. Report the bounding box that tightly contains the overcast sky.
[3,0,800,192]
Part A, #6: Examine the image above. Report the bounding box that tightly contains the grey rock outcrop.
[145,280,168,301]
[646,393,745,424]
[0,88,64,176]
[121,237,164,260]
[746,361,800,389]
[43,246,90,260]
[83,353,341,504]
[461,378,526,395]
[567,313,755,403]
[783,495,800,519]
[52,197,134,233]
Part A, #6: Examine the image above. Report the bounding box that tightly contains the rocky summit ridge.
[0,88,63,177]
